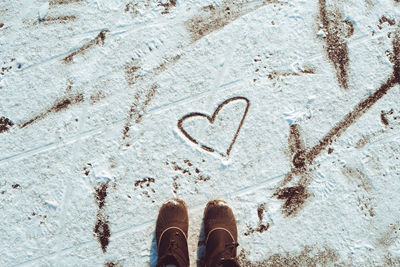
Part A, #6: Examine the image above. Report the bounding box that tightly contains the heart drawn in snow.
[177,96,250,157]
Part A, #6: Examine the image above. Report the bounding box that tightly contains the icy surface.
[1,0,400,266]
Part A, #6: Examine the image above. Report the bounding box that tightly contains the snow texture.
[1,0,400,266]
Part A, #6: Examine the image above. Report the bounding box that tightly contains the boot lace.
[167,239,177,254]
[220,242,239,261]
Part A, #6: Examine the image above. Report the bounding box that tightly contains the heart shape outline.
[177,96,250,157]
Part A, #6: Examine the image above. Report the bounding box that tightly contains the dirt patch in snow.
[124,64,141,87]
[49,0,83,6]
[122,83,158,140]
[34,16,77,25]
[379,16,396,29]
[318,0,351,89]
[20,91,84,128]
[95,182,108,209]
[185,0,279,42]
[172,176,180,194]
[342,167,372,192]
[276,185,310,217]
[63,29,109,63]
[238,246,339,266]
[244,203,270,236]
[12,184,21,189]
[134,177,155,189]
[122,54,181,141]
[0,117,14,133]
[94,182,110,253]
[377,222,400,248]
[166,160,210,184]
[158,0,176,15]
[90,91,106,105]
[341,166,375,218]
[380,109,393,126]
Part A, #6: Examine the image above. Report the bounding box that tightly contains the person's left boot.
[156,198,190,267]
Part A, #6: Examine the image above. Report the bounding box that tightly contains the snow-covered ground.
[1,0,400,266]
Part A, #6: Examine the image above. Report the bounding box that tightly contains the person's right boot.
[156,198,190,267]
[203,200,240,267]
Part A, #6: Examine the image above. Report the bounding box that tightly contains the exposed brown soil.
[134,177,155,189]
[35,16,77,25]
[381,110,389,125]
[275,185,310,217]
[379,16,396,27]
[197,175,210,183]
[385,254,400,266]
[341,166,375,217]
[124,65,141,86]
[158,0,176,14]
[122,57,180,140]
[0,23,4,28]
[93,182,110,253]
[20,92,84,128]
[377,223,399,248]
[301,66,316,74]
[122,83,158,139]
[183,159,193,167]
[94,215,110,253]
[277,124,310,191]
[95,182,108,209]
[0,117,14,133]
[244,223,270,236]
[244,203,270,236]
[171,161,192,176]
[50,0,83,6]
[318,0,351,89]
[238,246,340,267]
[342,166,372,192]
[356,195,375,217]
[136,84,158,123]
[288,124,306,169]
[1,65,12,76]
[172,176,180,194]
[122,55,181,141]
[167,160,210,184]
[344,20,354,38]
[185,0,279,42]
[63,30,109,63]
[90,91,106,105]
[153,55,181,76]
[125,3,138,16]
[381,109,393,126]
[355,128,386,149]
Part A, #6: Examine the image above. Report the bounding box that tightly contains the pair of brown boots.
[156,199,240,267]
